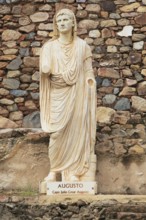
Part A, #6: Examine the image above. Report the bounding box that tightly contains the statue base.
[39,181,97,195]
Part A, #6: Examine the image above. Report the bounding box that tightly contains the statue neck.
[58,31,73,45]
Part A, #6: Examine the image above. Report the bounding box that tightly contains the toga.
[40,36,96,178]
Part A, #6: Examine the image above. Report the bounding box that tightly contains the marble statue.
[40,9,97,183]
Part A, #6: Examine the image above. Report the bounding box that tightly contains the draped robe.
[40,37,96,178]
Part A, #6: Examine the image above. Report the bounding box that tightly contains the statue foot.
[44,172,56,182]
[70,175,80,182]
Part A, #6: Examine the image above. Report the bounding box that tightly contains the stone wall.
[0,0,146,129]
[0,128,50,190]
[1,199,146,220]
[1,0,146,194]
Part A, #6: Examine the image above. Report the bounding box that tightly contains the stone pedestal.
[39,154,97,195]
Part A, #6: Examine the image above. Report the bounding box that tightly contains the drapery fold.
[40,37,96,177]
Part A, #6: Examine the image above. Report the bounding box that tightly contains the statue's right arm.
[40,44,51,75]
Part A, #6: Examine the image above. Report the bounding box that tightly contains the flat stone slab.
[39,194,146,205]
[1,194,146,205]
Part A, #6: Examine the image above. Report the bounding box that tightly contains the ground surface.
[1,194,146,219]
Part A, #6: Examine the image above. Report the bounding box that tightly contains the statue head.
[53,9,77,39]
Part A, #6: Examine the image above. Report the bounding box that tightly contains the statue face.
[56,14,74,34]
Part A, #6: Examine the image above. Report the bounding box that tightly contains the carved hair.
[53,8,77,40]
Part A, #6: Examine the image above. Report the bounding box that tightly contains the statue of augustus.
[40,9,96,182]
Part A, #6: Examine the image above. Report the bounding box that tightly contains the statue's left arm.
[83,43,96,154]
[83,44,96,86]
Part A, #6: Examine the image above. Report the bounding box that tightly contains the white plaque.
[47,182,97,195]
